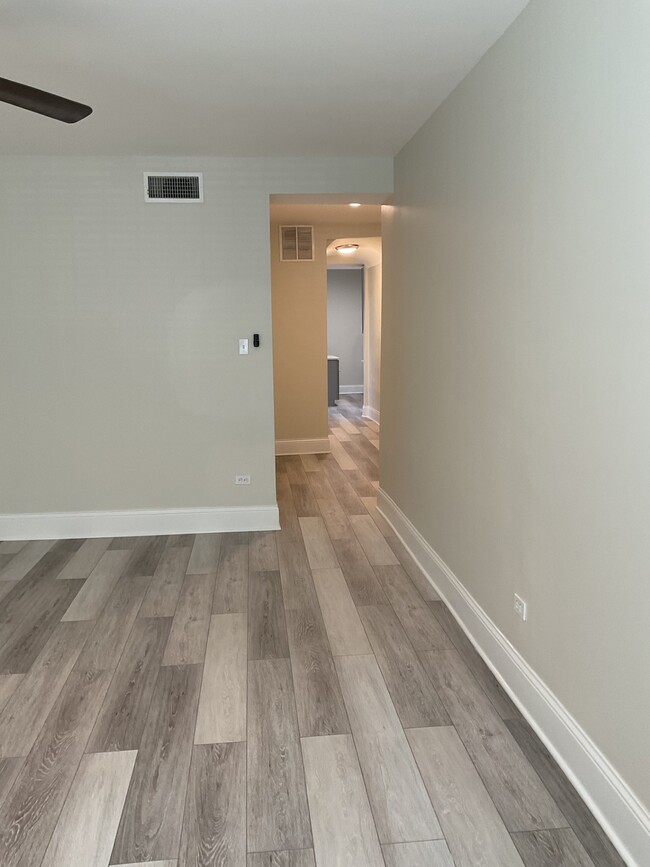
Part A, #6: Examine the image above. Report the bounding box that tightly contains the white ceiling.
[0,0,529,156]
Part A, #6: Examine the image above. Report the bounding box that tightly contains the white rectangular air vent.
[280,225,314,261]
[144,172,203,202]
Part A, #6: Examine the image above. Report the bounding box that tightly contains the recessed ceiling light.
[335,243,359,254]
[349,202,362,207]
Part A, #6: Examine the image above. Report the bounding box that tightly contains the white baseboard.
[377,486,649,867]
[0,505,280,540]
[362,405,380,423]
[275,438,330,456]
[339,385,364,394]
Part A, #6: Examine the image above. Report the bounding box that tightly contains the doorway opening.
[268,196,383,468]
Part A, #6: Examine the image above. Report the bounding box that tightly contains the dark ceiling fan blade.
[0,77,92,123]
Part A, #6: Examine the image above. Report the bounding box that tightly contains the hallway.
[0,406,624,866]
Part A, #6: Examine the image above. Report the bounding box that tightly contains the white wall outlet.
[514,593,528,621]
[235,474,251,485]
[239,338,249,355]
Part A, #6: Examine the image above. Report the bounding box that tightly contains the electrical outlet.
[235,474,251,485]
[514,593,528,621]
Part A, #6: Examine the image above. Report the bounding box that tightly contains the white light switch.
[239,338,249,355]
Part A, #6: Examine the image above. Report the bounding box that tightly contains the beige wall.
[0,156,391,521]
[271,217,380,444]
[382,0,650,817]
[364,263,382,418]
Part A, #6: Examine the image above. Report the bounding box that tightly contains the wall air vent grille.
[280,225,314,261]
[144,172,203,202]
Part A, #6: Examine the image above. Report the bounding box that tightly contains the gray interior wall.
[381,0,650,814]
[327,268,364,389]
[0,156,392,515]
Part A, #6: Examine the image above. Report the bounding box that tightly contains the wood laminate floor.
[0,394,624,866]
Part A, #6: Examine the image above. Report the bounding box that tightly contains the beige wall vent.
[280,225,314,261]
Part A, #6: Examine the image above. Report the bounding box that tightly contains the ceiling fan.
[0,76,92,123]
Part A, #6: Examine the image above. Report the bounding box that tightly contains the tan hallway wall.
[381,0,650,827]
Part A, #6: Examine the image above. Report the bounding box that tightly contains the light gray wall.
[381,0,650,819]
[327,268,363,389]
[0,156,392,515]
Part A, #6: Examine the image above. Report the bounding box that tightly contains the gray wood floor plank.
[0,621,93,758]
[373,562,436,612]
[350,515,398,566]
[385,536,439,601]
[139,546,192,618]
[276,472,303,542]
[0,668,111,867]
[162,573,215,666]
[248,851,315,867]
[407,725,525,867]
[61,548,130,621]
[74,574,150,670]
[248,571,290,660]
[195,613,247,744]
[0,757,24,810]
[0,542,25,555]
[428,600,520,719]
[300,454,322,473]
[312,567,371,656]
[335,653,442,844]
[122,534,167,579]
[280,455,310,485]
[331,537,388,606]
[250,531,280,571]
[166,534,195,548]
[358,604,450,728]
[41,749,137,867]
[306,468,337,501]
[0,578,83,675]
[420,648,566,832]
[55,537,111,581]
[286,604,350,737]
[0,579,17,604]
[299,517,339,570]
[0,675,23,715]
[213,533,249,614]
[374,566,454,652]
[345,469,379,498]
[179,742,246,867]
[316,497,353,541]
[0,539,54,582]
[301,733,384,867]
[277,538,319,611]
[291,483,321,517]
[113,862,176,867]
[381,840,455,867]
[359,497,393,537]
[511,829,597,867]
[86,617,171,753]
[247,658,312,852]
[505,718,626,866]
[322,461,368,514]
[108,536,140,550]
[186,533,222,576]
[109,663,202,864]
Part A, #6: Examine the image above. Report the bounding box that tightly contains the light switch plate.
[239,338,249,355]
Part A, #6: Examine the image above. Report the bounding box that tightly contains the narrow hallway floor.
[0,396,624,866]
